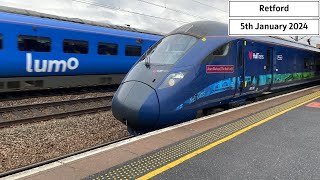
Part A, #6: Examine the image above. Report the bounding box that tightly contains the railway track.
[0,95,113,128]
[0,85,118,101]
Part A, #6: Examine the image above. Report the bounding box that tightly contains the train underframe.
[0,74,125,92]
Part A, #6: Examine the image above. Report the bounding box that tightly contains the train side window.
[98,43,118,55]
[18,35,51,52]
[304,58,309,69]
[266,49,271,71]
[212,43,230,56]
[316,59,320,70]
[304,58,315,70]
[63,39,88,54]
[311,59,315,70]
[0,34,2,49]
[202,43,230,63]
[125,45,141,56]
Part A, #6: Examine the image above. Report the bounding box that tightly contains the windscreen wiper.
[145,56,151,68]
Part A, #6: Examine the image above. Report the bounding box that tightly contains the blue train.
[112,21,320,134]
[0,6,161,92]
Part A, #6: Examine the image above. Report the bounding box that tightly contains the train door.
[268,47,274,90]
[235,41,245,96]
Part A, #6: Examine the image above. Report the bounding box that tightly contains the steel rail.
[0,95,113,128]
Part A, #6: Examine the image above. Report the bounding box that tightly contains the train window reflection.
[63,39,88,54]
[202,43,230,63]
[0,34,2,49]
[125,45,141,56]
[98,43,118,55]
[142,34,197,65]
[304,58,310,69]
[212,44,230,56]
[18,35,51,52]
[266,49,271,71]
[304,58,316,70]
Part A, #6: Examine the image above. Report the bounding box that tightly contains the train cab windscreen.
[142,34,197,65]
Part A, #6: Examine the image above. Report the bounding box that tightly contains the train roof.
[0,5,162,40]
[171,21,320,53]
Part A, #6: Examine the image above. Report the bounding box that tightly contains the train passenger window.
[310,59,315,69]
[18,35,51,52]
[98,43,118,55]
[63,40,88,54]
[305,58,315,70]
[212,44,230,56]
[316,59,320,71]
[304,58,310,69]
[0,34,2,49]
[125,46,141,56]
[266,49,271,71]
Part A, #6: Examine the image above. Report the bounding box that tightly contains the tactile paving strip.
[84,91,320,180]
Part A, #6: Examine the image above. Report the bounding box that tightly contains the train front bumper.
[112,81,160,132]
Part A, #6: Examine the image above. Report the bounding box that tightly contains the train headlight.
[159,72,186,89]
[168,79,176,87]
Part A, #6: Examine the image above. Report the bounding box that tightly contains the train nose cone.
[112,81,159,131]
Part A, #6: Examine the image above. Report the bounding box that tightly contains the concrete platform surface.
[155,98,320,180]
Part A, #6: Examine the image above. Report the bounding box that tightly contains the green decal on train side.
[175,71,319,111]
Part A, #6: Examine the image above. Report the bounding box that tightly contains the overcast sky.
[1,0,319,45]
[1,0,228,33]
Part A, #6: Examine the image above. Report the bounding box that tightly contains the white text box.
[229,1,319,17]
[229,19,319,35]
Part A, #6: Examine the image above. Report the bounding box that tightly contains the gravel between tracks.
[0,92,113,108]
[0,110,129,173]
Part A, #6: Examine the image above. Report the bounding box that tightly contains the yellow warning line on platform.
[88,91,320,180]
[137,95,320,180]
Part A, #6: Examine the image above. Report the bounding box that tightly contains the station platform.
[5,86,320,180]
